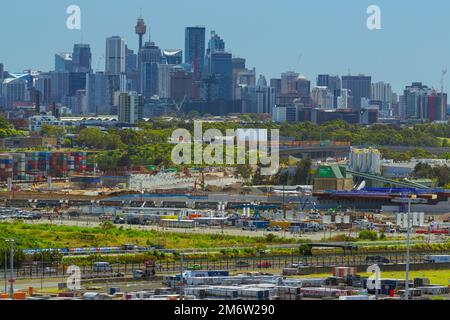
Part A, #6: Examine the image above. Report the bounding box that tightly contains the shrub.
[358,230,378,241]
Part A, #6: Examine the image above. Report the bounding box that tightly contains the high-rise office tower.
[49,71,69,103]
[317,74,341,92]
[311,86,334,109]
[0,63,4,80]
[371,81,393,103]
[35,73,52,105]
[163,49,183,65]
[170,69,193,102]
[1,77,27,109]
[68,72,87,96]
[208,51,233,101]
[256,75,276,114]
[125,45,137,73]
[157,64,175,99]
[105,36,126,75]
[135,17,147,50]
[118,91,144,124]
[281,72,299,94]
[403,82,432,120]
[342,75,371,110]
[72,44,92,73]
[207,30,225,54]
[139,41,161,99]
[86,72,108,114]
[55,53,73,72]
[295,75,311,98]
[185,27,206,99]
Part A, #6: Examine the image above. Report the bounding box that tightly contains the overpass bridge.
[279,145,351,159]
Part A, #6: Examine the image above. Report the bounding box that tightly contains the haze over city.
[2,0,450,93]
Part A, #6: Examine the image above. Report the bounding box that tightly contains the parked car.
[366,256,390,264]
[68,210,81,218]
[113,217,126,224]
[266,226,282,232]
[43,267,57,274]
[242,225,257,231]
[289,262,308,268]
[0,214,8,220]
[235,260,250,267]
[99,215,112,221]
[424,255,450,263]
[256,262,272,268]
[93,262,113,273]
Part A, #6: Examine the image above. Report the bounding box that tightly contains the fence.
[0,251,440,281]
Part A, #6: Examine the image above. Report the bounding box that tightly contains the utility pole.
[392,196,426,300]
[179,253,184,301]
[405,198,411,301]
[3,249,7,294]
[5,240,14,299]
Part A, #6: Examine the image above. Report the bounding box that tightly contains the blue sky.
[1,0,450,93]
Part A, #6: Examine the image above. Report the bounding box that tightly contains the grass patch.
[293,269,450,286]
[0,222,301,250]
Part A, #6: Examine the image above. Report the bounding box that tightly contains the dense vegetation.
[412,163,450,188]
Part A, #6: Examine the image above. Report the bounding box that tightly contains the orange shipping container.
[13,292,26,300]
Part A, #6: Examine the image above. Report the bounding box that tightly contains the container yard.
[0,151,88,182]
[1,267,448,301]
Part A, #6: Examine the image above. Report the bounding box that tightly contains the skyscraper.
[163,49,183,65]
[1,77,27,109]
[35,73,52,105]
[342,75,371,110]
[157,64,175,99]
[207,31,225,54]
[371,81,393,103]
[170,69,193,103]
[281,71,299,94]
[139,41,161,99]
[0,63,4,80]
[54,53,72,72]
[72,44,92,73]
[256,75,276,114]
[185,27,206,99]
[125,45,137,73]
[118,91,143,124]
[317,74,341,92]
[49,71,69,103]
[105,36,125,75]
[208,52,233,101]
[86,72,108,114]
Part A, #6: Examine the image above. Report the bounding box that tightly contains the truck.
[423,255,450,264]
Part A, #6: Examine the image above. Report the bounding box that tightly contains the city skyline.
[2,0,450,94]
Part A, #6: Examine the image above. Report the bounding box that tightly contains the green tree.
[236,164,253,181]
[294,158,312,185]
[0,116,12,129]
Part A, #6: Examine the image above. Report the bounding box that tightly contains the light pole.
[5,239,14,299]
[179,253,184,301]
[3,249,7,294]
[392,196,427,300]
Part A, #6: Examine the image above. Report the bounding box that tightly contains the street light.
[392,196,427,300]
[4,239,14,299]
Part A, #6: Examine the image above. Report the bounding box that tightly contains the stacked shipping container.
[0,151,90,182]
